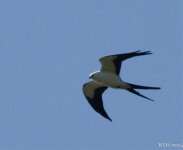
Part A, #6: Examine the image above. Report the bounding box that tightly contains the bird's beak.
[89,75,92,79]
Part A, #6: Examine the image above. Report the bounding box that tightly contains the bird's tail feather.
[126,82,161,90]
[127,89,154,101]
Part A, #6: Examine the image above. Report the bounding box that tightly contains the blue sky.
[0,0,182,150]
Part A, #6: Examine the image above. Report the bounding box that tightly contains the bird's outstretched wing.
[99,50,152,75]
[82,81,111,121]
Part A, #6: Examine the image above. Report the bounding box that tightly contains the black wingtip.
[108,118,112,122]
[131,50,153,56]
[138,50,152,55]
[103,114,112,121]
[148,98,155,102]
[145,51,153,55]
[134,50,141,53]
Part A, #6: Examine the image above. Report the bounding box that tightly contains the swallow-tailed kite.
[82,51,160,121]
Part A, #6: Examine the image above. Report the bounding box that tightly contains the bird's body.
[90,71,130,89]
[83,51,161,121]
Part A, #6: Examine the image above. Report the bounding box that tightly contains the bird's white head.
[89,71,100,79]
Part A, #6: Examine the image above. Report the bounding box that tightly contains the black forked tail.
[126,82,161,90]
[127,89,154,101]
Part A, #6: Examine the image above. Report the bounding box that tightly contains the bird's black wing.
[99,50,152,75]
[82,81,111,121]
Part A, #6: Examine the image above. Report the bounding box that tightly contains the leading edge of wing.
[99,50,152,61]
[82,81,112,121]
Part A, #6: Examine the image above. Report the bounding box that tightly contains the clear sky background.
[0,0,182,150]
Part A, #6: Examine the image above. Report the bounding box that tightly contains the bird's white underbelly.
[93,72,129,89]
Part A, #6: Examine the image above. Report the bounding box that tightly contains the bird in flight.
[82,51,160,121]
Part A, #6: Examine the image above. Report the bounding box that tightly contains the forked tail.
[125,82,161,101]
[125,82,161,90]
[127,89,154,101]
